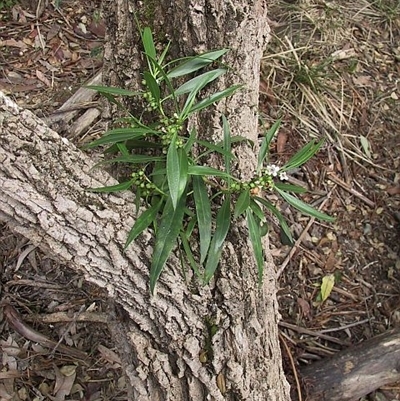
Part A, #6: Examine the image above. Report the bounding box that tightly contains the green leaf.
[274,182,307,193]
[196,140,232,159]
[93,154,164,167]
[84,127,158,148]
[275,188,335,222]
[180,232,201,278]
[85,85,141,97]
[189,85,242,114]
[234,190,250,219]
[249,199,266,222]
[193,176,212,264]
[222,115,232,184]
[204,195,231,283]
[88,179,134,193]
[257,119,281,173]
[150,195,186,294]
[188,165,233,179]
[143,71,161,103]
[255,197,293,244]
[281,139,324,172]
[167,49,229,79]
[167,139,188,209]
[142,27,157,60]
[184,127,197,153]
[175,69,226,96]
[124,198,163,249]
[246,208,264,283]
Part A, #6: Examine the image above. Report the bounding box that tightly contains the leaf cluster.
[85,27,334,294]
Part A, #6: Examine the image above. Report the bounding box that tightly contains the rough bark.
[0,0,292,399]
[0,89,290,400]
[301,328,400,401]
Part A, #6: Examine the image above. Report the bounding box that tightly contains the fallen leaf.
[297,297,311,319]
[36,70,51,87]
[320,274,335,302]
[387,185,400,195]
[0,39,28,49]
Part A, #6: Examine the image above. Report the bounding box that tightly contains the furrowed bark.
[0,0,292,399]
[0,91,290,400]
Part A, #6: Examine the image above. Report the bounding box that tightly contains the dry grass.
[263,1,400,400]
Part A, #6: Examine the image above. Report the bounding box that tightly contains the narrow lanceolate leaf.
[188,165,233,179]
[204,195,231,283]
[167,139,188,209]
[257,119,281,173]
[255,196,293,244]
[246,209,264,284]
[275,188,335,222]
[234,190,250,219]
[180,232,201,278]
[167,49,229,79]
[274,182,307,193]
[143,71,160,103]
[222,115,232,184]
[124,198,163,249]
[150,195,186,294]
[142,27,157,61]
[84,127,157,148]
[88,179,134,193]
[193,176,212,264]
[281,139,324,172]
[189,85,242,114]
[175,69,226,96]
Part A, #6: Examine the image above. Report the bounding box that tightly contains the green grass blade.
[88,179,134,193]
[246,208,264,283]
[204,195,231,283]
[175,69,226,96]
[275,188,335,222]
[150,195,186,294]
[124,198,163,249]
[281,139,324,172]
[193,176,212,264]
[274,182,307,193]
[167,139,188,209]
[255,196,293,244]
[234,189,250,219]
[188,165,233,179]
[257,119,281,173]
[167,49,229,79]
[189,84,242,114]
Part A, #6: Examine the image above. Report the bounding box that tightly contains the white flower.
[279,171,288,181]
[266,164,280,177]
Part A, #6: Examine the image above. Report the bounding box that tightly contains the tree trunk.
[0,0,291,399]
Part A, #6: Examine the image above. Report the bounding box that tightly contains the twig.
[279,332,303,401]
[278,321,349,346]
[25,311,109,324]
[319,318,372,334]
[3,304,88,360]
[327,172,375,208]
